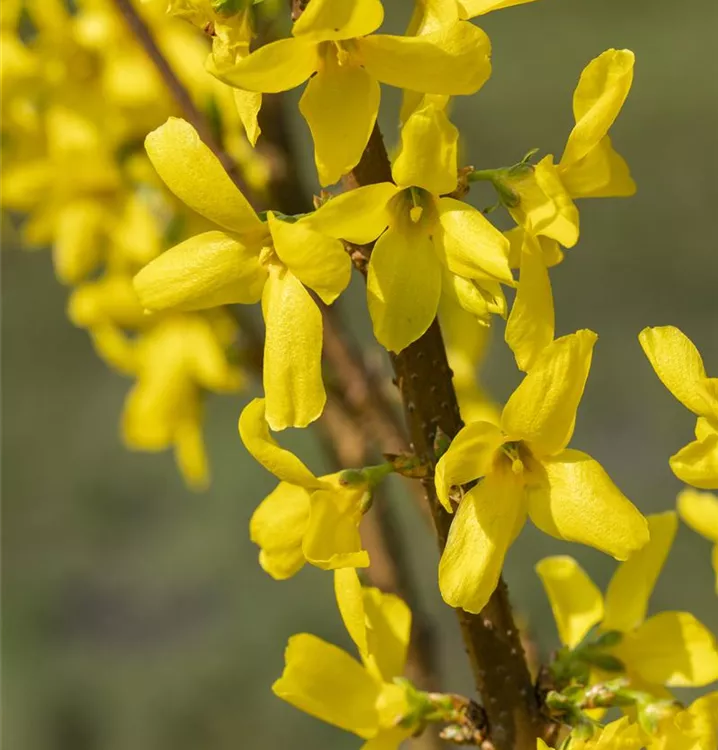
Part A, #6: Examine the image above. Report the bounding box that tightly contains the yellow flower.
[118,310,243,490]
[435,330,648,613]
[134,117,351,430]
[307,99,511,353]
[649,692,718,750]
[273,567,413,749]
[538,717,646,750]
[210,0,491,185]
[677,489,718,594]
[505,48,636,371]
[536,512,718,690]
[640,326,718,489]
[240,398,372,578]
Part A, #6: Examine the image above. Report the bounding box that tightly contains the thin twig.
[342,123,547,750]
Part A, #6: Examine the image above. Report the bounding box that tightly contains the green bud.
[579,651,625,673]
[592,630,623,648]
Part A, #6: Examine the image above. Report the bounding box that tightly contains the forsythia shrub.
[2,0,716,748]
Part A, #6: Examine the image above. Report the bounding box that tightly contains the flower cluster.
[4,0,717,747]
[1,0,262,487]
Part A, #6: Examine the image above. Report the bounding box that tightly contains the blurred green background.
[3,0,718,748]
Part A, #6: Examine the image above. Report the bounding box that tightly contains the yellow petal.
[52,200,105,284]
[559,136,636,199]
[306,183,399,244]
[434,420,504,512]
[505,235,555,372]
[361,587,411,682]
[292,0,384,41]
[620,612,718,687]
[299,53,380,186]
[670,435,718,490]
[250,482,310,580]
[639,326,718,418]
[458,0,540,18]
[303,482,369,570]
[145,117,261,233]
[677,489,718,543]
[233,89,262,147]
[238,398,325,488]
[436,197,513,283]
[442,272,507,322]
[561,49,635,170]
[174,416,210,491]
[509,156,579,248]
[335,567,369,656]
[501,330,597,457]
[406,0,459,34]
[133,231,267,312]
[366,218,441,353]
[528,449,649,560]
[391,101,458,194]
[603,511,677,632]
[439,470,526,613]
[262,267,327,430]
[208,36,317,93]
[273,634,380,739]
[268,213,351,304]
[357,22,491,96]
[535,556,604,648]
[89,325,137,375]
[360,727,411,750]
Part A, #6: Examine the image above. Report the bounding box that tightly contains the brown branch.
[112,0,251,196]
[342,124,545,750]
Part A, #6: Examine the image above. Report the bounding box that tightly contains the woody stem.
[343,123,546,750]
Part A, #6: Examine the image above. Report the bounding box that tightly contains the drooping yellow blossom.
[536,512,718,691]
[435,330,648,614]
[505,48,636,370]
[677,489,718,594]
[273,567,413,749]
[210,0,491,185]
[538,717,646,750]
[649,692,718,750]
[640,326,718,489]
[134,117,351,430]
[306,99,512,353]
[240,398,372,578]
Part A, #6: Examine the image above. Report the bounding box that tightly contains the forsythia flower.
[306,99,512,353]
[538,717,646,750]
[273,568,414,749]
[649,692,718,750]
[211,0,491,185]
[76,293,243,489]
[640,326,718,489]
[134,117,351,430]
[505,48,636,370]
[240,398,373,577]
[435,330,648,613]
[536,511,718,691]
[677,489,718,594]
